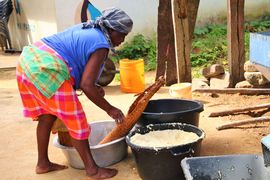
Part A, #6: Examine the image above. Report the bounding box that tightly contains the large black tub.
[137,99,204,127]
[126,123,205,180]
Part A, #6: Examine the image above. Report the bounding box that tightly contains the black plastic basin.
[137,99,204,127]
[126,123,205,180]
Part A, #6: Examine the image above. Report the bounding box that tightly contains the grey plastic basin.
[181,154,270,180]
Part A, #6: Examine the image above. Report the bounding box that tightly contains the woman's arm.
[80,48,124,123]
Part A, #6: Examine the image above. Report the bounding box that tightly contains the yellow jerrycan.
[119,59,145,93]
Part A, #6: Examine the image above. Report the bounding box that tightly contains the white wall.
[89,0,158,38]
[54,0,270,36]
[8,0,57,50]
[54,0,158,40]
[197,0,270,25]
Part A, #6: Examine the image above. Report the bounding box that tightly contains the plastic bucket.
[137,99,204,127]
[169,82,192,99]
[120,59,145,93]
[126,123,205,180]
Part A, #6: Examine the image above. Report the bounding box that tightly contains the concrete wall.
[8,0,270,50]
[197,0,270,25]
[8,0,58,50]
[54,0,158,41]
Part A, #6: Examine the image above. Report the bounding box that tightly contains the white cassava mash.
[130,129,199,148]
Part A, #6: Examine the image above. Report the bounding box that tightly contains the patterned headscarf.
[82,7,133,53]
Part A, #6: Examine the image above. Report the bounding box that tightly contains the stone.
[235,81,253,88]
[202,64,225,78]
[192,78,209,90]
[244,61,258,72]
[210,72,230,89]
[244,72,269,86]
[201,77,210,85]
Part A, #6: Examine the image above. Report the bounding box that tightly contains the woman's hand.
[107,106,125,124]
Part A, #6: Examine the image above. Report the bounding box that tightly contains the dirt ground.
[1,63,270,180]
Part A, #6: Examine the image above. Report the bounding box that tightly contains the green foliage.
[191,24,228,67]
[194,26,209,36]
[114,73,120,82]
[194,24,227,38]
[245,20,270,32]
[191,17,270,70]
[192,66,203,78]
[110,15,270,75]
[111,34,157,71]
[244,33,250,60]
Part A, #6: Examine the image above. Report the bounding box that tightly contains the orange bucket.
[120,59,145,93]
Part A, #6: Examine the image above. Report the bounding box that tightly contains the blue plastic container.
[250,31,270,67]
[181,154,270,180]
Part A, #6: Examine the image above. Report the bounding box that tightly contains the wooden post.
[156,0,178,85]
[171,0,191,82]
[187,0,200,39]
[156,0,199,84]
[227,0,245,87]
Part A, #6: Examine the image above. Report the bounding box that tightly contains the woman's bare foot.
[36,162,68,174]
[87,167,118,180]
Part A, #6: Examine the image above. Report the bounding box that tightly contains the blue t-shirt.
[42,23,110,89]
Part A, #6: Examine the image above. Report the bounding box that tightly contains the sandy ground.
[1,53,270,180]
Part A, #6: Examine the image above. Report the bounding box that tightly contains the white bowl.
[53,120,128,169]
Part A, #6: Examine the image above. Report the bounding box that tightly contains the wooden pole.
[217,116,270,130]
[227,0,245,87]
[187,0,200,39]
[156,0,177,85]
[156,0,199,85]
[209,103,270,117]
[171,0,192,82]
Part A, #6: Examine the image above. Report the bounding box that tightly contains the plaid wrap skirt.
[16,41,90,140]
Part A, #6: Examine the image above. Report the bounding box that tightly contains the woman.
[16,7,133,179]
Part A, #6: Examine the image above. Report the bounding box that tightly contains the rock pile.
[193,64,230,89]
[193,62,270,89]
[236,61,270,88]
